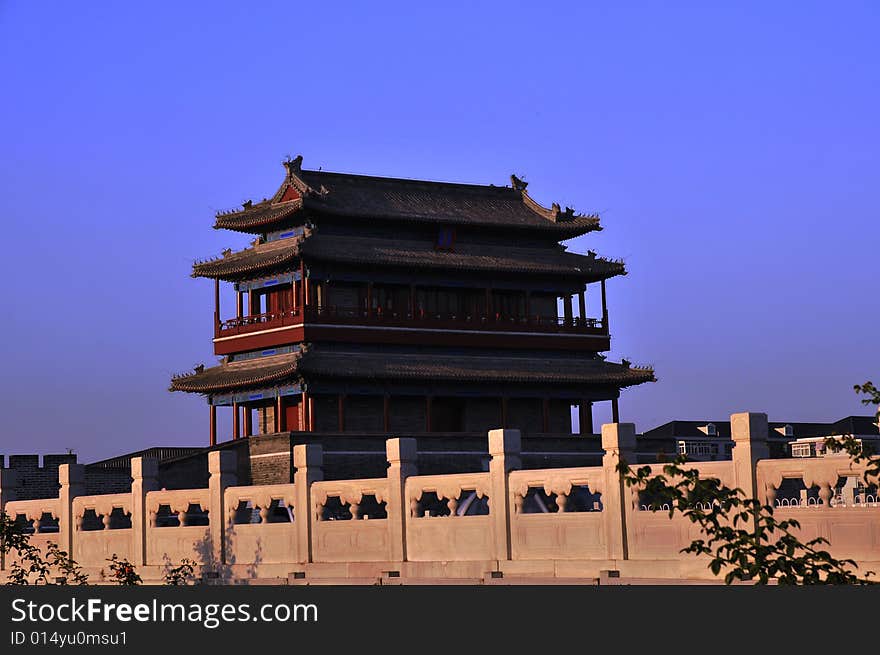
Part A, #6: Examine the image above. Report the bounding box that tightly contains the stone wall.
[0,454,76,501]
[3,413,878,585]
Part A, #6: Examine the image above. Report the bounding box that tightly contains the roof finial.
[510,174,528,191]
[242,199,253,210]
[284,154,303,176]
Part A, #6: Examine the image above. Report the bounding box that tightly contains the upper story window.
[436,227,456,251]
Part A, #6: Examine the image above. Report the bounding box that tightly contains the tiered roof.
[214,156,600,238]
[170,348,655,394]
[192,230,625,282]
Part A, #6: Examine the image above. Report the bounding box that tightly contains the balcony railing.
[304,305,606,335]
[216,309,303,337]
[216,305,607,338]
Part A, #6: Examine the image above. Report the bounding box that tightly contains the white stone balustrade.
[0,413,877,583]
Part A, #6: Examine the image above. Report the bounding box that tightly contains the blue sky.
[1,2,877,461]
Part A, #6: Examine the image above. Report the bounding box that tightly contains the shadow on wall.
[186,522,263,584]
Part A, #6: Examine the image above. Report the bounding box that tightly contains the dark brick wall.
[1,454,76,500]
[312,394,339,432]
[463,398,502,432]
[344,396,383,432]
[508,398,543,433]
[84,469,133,495]
[248,433,294,485]
[389,396,425,433]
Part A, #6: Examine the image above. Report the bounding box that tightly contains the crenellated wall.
[1,413,878,584]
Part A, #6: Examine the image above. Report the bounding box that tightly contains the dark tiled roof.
[303,234,625,280]
[170,349,654,394]
[214,199,303,231]
[192,231,624,281]
[298,169,600,236]
[210,159,601,237]
[298,350,654,387]
[170,353,299,393]
[830,416,879,436]
[192,236,303,279]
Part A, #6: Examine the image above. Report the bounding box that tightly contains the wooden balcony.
[302,305,607,335]
[215,309,303,338]
[213,305,610,355]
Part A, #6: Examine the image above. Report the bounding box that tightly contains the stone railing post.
[488,429,521,561]
[386,437,417,563]
[208,451,237,566]
[730,412,769,501]
[602,422,636,562]
[0,466,17,570]
[130,457,158,567]
[58,463,85,557]
[293,444,323,564]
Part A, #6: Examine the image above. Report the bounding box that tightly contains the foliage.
[615,383,880,584]
[1,511,89,585]
[42,542,89,585]
[164,558,197,586]
[104,554,142,586]
[823,381,880,483]
[617,458,872,585]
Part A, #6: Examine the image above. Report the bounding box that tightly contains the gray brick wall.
[344,396,383,432]
[312,394,339,432]
[463,398,502,432]
[508,398,543,434]
[389,396,425,433]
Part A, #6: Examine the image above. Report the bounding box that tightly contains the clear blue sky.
[1,2,877,462]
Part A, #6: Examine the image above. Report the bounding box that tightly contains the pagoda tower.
[171,156,654,445]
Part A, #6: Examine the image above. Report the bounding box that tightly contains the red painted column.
[243,404,252,437]
[300,392,309,432]
[611,398,620,424]
[209,405,217,446]
[276,396,285,432]
[501,397,509,429]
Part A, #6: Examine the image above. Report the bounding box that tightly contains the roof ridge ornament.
[283,154,303,176]
[510,174,528,191]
